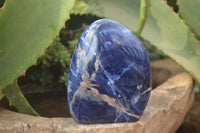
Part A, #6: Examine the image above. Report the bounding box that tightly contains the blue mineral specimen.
[67,19,151,124]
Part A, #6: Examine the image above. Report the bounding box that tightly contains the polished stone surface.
[67,19,151,124]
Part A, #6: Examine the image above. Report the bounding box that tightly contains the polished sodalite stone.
[67,19,151,124]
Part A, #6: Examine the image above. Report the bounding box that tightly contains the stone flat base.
[0,73,194,133]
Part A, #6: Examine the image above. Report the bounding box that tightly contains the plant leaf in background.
[2,80,39,115]
[136,0,151,36]
[81,0,140,32]
[71,0,88,15]
[79,0,200,83]
[0,0,75,115]
[178,0,200,40]
[0,0,75,90]
[142,0,200,83]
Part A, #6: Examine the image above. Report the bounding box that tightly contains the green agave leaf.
[82,0,140,32]
[2,80,39,115]
[0,0,75,90]
[177,0,200,39]
[136,0,151,36]
[71,0,88,15]
[142,0,200,83]
[82,0,200,83]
